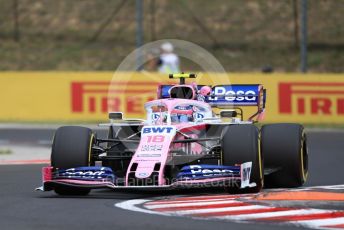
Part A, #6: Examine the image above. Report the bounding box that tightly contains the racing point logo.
[71,81,156,114]
[279,82,344,115]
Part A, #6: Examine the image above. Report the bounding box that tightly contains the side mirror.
[220,110,237,118]
[109,112,123,120]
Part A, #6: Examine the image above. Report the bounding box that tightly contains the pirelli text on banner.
[0,72,343,123]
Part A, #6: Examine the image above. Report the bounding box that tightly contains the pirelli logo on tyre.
[71,81,156,117]
[279,82,344,116]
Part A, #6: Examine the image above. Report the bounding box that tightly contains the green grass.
[0,149,12,155]
[0,0,342,72]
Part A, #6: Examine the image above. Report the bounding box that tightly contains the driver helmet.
[199,86,212,96]
[171,105,194,123]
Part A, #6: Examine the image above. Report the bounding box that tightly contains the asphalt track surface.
[0,128,344,230]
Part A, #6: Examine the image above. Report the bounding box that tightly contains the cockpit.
[145,99,213,125]
[170,104,194,123]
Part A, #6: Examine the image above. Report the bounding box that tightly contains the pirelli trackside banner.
[0,72,343,124]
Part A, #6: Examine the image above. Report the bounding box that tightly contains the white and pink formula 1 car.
[38,73,308,195]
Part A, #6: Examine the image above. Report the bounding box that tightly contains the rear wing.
[157,84,266,121]
[206,85,265,107]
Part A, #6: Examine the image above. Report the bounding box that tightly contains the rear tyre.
[221,125,263,193]
[261,123,308,188]
[51,126,94,195]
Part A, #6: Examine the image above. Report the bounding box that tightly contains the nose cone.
[134,161,156,178]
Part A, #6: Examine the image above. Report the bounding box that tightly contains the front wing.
[37,162,256,192]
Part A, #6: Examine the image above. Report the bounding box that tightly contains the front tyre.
[51,126,94,195]
[261,123,308,188]
[221,125,263,193]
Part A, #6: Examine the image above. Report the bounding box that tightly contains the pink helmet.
[200,86,212,96]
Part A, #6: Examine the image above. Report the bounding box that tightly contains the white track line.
[217,209,330,220]
[260,184,344,193]
[157,194,243,200]
[185,194,250,199]
[115,199,169,216]
[115,197,344,230]
[165,205,268,215]
[145,200,240,209]
[145,198,237,205]
[294,184,344,191]
[293,217,344,228]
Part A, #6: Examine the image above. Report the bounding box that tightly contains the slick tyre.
[221,125,263,193]
[261,123,308,188]
[51,126,94,195]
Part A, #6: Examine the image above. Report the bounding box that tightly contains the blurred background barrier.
[0,0,342,72]
[0,72,343,124]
